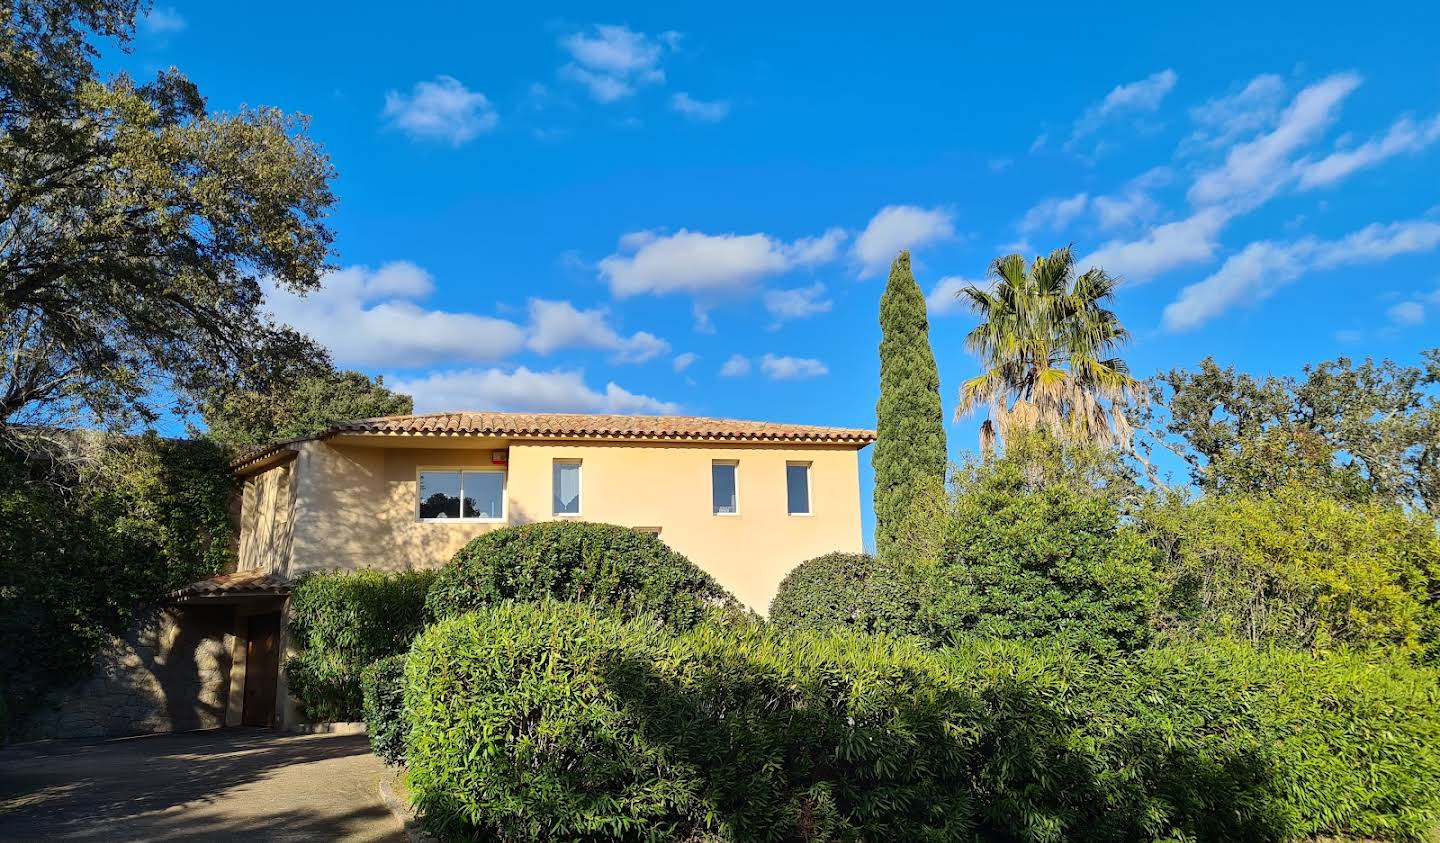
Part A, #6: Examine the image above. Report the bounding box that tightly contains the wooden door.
[241,613,281,727]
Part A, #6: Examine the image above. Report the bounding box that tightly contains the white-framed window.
[553,460,582,516]
[418,469,506,522]
[712,460,739,515]
[786,462,812,515]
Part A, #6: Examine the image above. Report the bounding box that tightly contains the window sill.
[788,512,813,517]
[418,517,506,524]
[553,512,584,518]
[713,512,741,517]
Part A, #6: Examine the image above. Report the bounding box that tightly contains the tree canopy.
[1,0,336,433]
[200,369,412,448]
[955,247,1138,451]
[1140,351,1440,512]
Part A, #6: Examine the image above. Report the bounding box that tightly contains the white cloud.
[266,263,525,366]
[559,24,675,103]
[598,227,842,298]
[671,93,730,122]
[389,367,679,415]
[1069,69,1178,145]
[672,352,698,372]
[1184,74,1286,153]
[1078,207,1231,282]
[760,354,828,380]
[383,76,497,146]
[1188,73,1360,207]
[1162,218,1440,332]
[1090,171,1170,230]
[1019,193,1089,233]
[764,283,833,324]
[851,205,956,277]
[525,299,669,363]
[926,276,977,316]
[1388,301,1426,326]
[719,354,751,377]
[1296,113,1440,190]
[787,227,847,264]
[140,6,185,34]
[1314,219,1440,266]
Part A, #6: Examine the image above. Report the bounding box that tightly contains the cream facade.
[237,431,868,611]
[166,412,874,732]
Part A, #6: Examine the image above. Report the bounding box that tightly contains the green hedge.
[768,551,936,639]
[360,654,408,766]
[424,521,737,631]
[404,603,1440,842]
[285,568,435,721]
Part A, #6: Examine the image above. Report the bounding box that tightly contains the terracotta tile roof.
[231,411,875,471]
[170,569,292,600]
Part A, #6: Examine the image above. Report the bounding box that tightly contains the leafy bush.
[286,568,435,721]
[925,446,1163,653]
[404,603,1440,842]
[425,521,737,631]
[360,654,408,766]
[0,434,233,734]
[768,552,936,639]
[1142,483,1440,660]
[405,602,982,841]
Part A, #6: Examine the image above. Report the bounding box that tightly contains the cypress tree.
[873,250,948,559]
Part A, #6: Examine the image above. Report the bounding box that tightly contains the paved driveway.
[0,729,403,842]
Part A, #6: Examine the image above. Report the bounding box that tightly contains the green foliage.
[768,552,937,640]
[954,246,1138,451]
[404,603,1440,842]
[0,433,233,732]
[1,0,337,430]
[873,250,947,559]
[285,568,435,721]
[927,439,1163,653]
[1142,483,1440,659]
[1142,351,1440,511]
[425,521,738,631]
[360,654,408,767]
[202,369,412,449]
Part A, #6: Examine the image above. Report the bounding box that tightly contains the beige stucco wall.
[237,460,295,574]
[245,437,865,611]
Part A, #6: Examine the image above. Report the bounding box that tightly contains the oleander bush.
[360,653,408,766]
[768,551,937,640]
[286,568,436,721]
[403,602,1440,842]
[425,521,738,631]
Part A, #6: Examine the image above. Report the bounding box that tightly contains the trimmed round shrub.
[424,521,737,630]
[360,654,408,766]
[286,568,436,721]
[768,552,936,639]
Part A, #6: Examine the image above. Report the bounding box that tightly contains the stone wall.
[22,605,235,740]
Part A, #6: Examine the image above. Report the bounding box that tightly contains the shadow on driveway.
[0,729,401,841]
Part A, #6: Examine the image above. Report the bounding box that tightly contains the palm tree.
[955,246,1139,451]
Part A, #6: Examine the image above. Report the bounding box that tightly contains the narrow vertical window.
[553,460,581,515]
[786,462,811,515]
[712,461,738,515]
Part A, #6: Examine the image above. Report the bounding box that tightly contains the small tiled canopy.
[170,569,292,602]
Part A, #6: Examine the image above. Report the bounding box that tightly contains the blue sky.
[120,2,1440,545]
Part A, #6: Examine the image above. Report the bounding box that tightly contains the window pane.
[461,471,505,519]
[419,471,461,519]
[787,464,810,514]
[712,463,737,514]
[553,462,581,515]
